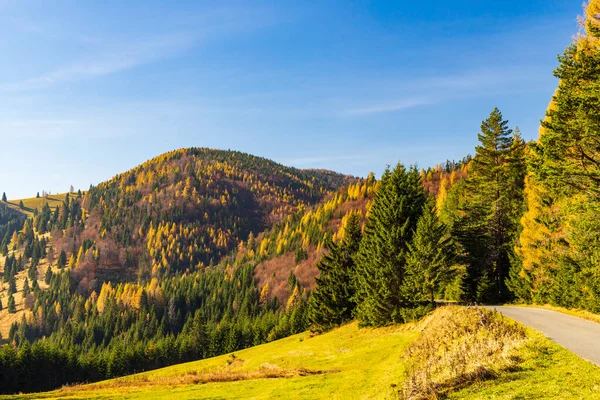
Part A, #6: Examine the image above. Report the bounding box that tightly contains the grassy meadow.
[6,193,69,217]
[2,306,600,399]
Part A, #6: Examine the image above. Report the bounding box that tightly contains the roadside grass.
[401,306,529,399]
[401,306,600,399]
[449,330,600,399]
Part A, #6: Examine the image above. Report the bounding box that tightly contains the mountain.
[46,148,356,292]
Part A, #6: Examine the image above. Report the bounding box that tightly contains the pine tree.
[7,294,15,313]
[45,267,53,285]
[8,276,16,295]
[57,250,67,269]
[353,164,426,326]
[22,278,30,297]
[19,200,24,209]
[1,193,6,202]
[403,202,456,307]
[308,212,362,332]
[457,108,525,303]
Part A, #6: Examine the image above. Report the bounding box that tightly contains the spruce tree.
[353,163,426,326]
[7,294,15,313]
[44,267,53,285]
[8,276,16,295]
[57,250,67,269]
[1,193,5,202]
[403,202,456,307]
[22,278,30,297]
[457,108,525,303]
[309,212,362,332]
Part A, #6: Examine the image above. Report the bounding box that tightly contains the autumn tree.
[513,1,600,310]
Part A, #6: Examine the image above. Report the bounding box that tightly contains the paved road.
[485,306,600,366]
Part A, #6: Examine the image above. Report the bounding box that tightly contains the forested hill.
[49,148,356,291]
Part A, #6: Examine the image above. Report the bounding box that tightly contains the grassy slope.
[3,322,418,400]
[7,194,68,217]
[3,308,600,399]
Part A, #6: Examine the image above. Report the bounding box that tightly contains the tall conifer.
[403,202,456,307]
[457,108,525,303]
[353,163,426,326]
[309,212,362,332]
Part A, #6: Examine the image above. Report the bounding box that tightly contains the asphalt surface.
[485,306,600,366]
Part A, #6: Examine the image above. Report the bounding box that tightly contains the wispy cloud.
[340,66,549,117]
[345,97,432,116]
[1,34,196,91]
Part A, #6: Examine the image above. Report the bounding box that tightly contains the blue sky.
[0,0,582,199]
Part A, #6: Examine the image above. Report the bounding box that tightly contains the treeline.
[1,264,308,393]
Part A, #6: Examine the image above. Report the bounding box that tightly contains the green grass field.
[1,322,418,400]
[7,193,71,217]
[3,307,600,399]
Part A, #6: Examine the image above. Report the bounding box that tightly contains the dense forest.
[1,2,600,395]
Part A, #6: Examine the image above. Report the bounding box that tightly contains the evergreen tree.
[457,108,525,303]
[22,278,30,297]
[8,277,16,295]
[353,164,426,326]
[45,267,53,285]
[308,212,362,332]
[1,193,6,202]
[19,200,24,209]
[7,294,15,314]
[57,251,67,269]
[403,202,456,307]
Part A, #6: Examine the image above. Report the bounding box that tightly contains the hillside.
[6,307,600,400]
[56,148,355,289]
[0,148,370,393]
